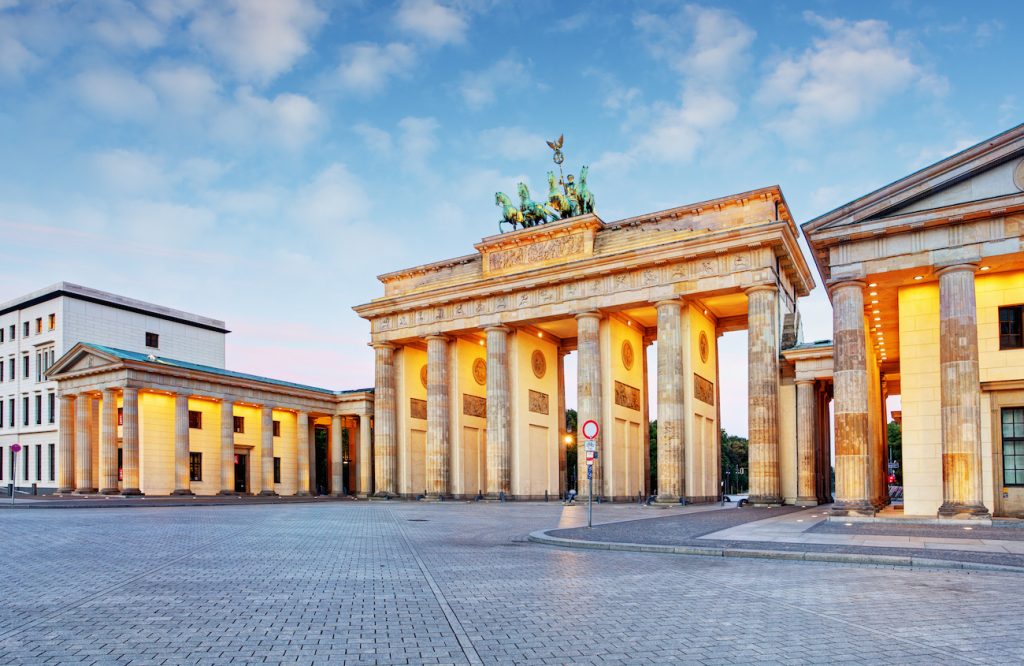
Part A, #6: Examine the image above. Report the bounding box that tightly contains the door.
[234,454,247,493]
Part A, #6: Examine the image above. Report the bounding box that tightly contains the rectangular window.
[35,444,41,481]
[48,443,55,481]
[22,321,28,337]
[0,327,3,343]
[22,354,29,378]
[8,448,12,480]
[36,352,41,381]
[34,394,41,425]
[8,398,13,427]
[118,448,123,481]
[8,324,13,340]
[233,416,244,433]
[0,400,3,428]
[189,452,202,481]
[1003,408,1024,486]
[272,420,281,437]
[188,410,202,429]
[273,457,281,484]
[22,396,29,426]
[0,446,3,478]
[48,314,55,331]
[1000,306,1024,350]
[35,318,42,335]
[8,358,14,381]
[48,393,55,423]
[0,359,4,382]
[145,332,159,348]
[23,443,29,480]
[117,407,123,426]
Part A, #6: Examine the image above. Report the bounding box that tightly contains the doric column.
[259,406,276,495]
[331,414,344,496]
[937,264,990,518]
[121,388,141,495]
[57,394,76,493]
[795,380,818,505]
[485,325,511,497]
[99,388,119,494]
[359,413,372,497]
[831,280,873,515]
[576,312,603,499]
[170,394,192,495]
[74,394,96,493]
[218,400,234,495]
[373,343,397,497]
[557,350,567,496]
[746,284,781,505]
[655,300,684,503]
[296,412,310,496]
[426,335,451,498]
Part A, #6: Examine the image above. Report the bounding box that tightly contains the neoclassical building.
[804,122,1024,519]
[45,343,372,497]
[354,187,819,502]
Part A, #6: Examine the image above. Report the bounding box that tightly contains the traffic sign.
[587,465,593,480]
[586,451,594,462]
[888,461,900,469]
[10,443,21,453]
[581,419,599,440]
[584,439,596,452]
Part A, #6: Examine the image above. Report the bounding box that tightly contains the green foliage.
[566,409,577,490]
[649,420,658,492]
[720,429,749,493]
[888,421,903,484]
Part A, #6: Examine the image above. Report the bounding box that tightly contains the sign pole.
[10,443,21,507]
[588,466,593,528]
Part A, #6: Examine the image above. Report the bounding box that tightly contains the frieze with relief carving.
[614,381,641,411]
[410,398,427,420]
[528,390,549,415]
[694,374,715,406]
[463,394,486,418]
[487,233,585,272]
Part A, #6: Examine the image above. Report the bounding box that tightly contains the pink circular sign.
[581,419,599,440]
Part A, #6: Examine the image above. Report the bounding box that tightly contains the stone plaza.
[3,501,1024,665]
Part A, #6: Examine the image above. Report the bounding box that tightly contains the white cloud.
[634,4,754,81]
[75,68,158,120]
[0,27,39,79]
[293,163,371,229]
[757,13,941,139]
[478,126,546,161]
[397,116,439,168]
[189,0,325,84]
[93,150,168,194]
[92,2,166,50]
[459,55,529,110]
[213,86,324,150]
[353,123,394,153]
[395,0,467,45]
[147,64,220,115]
[336,42,416,95]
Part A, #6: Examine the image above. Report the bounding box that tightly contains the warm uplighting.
[538,332,543,338]
[869,283,877,288]
[873,309,880,314]
[478,340,484,346]
[874,317,881,321]
[563,434,574,445]
[914,275,924,280]
[871,300,878,304]
[869,291,878,296]
[981,266,990,271]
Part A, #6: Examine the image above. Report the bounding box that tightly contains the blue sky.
[1,0,1021,435]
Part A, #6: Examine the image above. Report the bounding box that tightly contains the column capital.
[794,378,816,387]
[935,262,979,278]
[826,279,866,296]
[484,324,511,333]
[653,299,683,310]
[744,282,778,296]
[370,341,396,350]
[425,333,451,343]
[575,310,602,322]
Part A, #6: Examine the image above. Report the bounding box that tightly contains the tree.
[566,409,577,490]
[720,429,749,493]
[649,420,658,493]
[888,421,902,484]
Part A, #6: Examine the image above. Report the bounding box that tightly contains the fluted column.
[576,312,603,500]
[557,350,567,496]
[937,264,989,518]
[57,394,76,493]
[296,412,310,496]
[795,380,818,505]
[747,285,781,505]
[485,325,511,497]
[218,400,234,494]
[359,413,372,497]
[426,335,451,498]
[259,405,276,495]
[331,414,344,496]
[831,280,873,515]
[656,300,684,503]
[121,388,141,495]
[74,394,96,493]
[99,389,119,494]
[170,394,192,495]
[373,343,397,497]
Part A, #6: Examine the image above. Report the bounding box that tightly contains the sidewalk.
[530,504,1024,572]
[0,493,358,509]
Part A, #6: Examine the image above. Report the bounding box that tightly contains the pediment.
[46,344,122,379]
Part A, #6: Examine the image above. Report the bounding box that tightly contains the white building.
[0,282,228,493]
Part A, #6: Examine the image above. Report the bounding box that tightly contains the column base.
[121,489,144,496]
[295,491,311,497]
[330,491,347,498]
[258,490,277,497]
[830,500,876,517]
[425,493,451,501]
[74,488,98,494]
[795,497,819,506]
[217,490,236,496]
[100,487,120,495]
[749,494,783,507]
[938,503,991,520]
[57,486,74,494]
[170,489,194,496]
[655,493,681,505]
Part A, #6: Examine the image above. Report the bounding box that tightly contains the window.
[1000,306,1024,349]
[0,327,3,343]
[36,352,41,381]
[145,332,159,348]
[8,358,13,381]
[35,444,41,481]
[23,442,29,480]
[48,314,55,331]
[22,354,29,378]
[8,324,13,339]
[0,400,3,428]
[117,448,123,481]
[22,321,28,337]
[273,457,281,484]
[7,398,13,427]
[34,394,41,425]
[117,407,123,426]
[0,446,3,478]
[1004,408,1024,485]
[188,410,202,429]
[35,318,42,334]
[233,416,244,433]
[48,393,55,423]
[48,443,55,481]
[272,420,281,437]
[189,452,202,481]
[22,396,29,426]
[1,360,4,382]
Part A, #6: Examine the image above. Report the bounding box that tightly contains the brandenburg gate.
[355,185,816,502]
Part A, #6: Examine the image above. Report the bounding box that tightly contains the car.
[723,493,749,507]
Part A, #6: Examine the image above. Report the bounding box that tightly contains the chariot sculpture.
[496,134,595,232]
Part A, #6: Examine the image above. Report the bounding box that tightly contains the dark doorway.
[234,453,248,493]
[314,426,329,495]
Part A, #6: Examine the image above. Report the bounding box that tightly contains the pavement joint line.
[388,506,483,666]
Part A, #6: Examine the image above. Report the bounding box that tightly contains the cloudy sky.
[1,0,1021,435]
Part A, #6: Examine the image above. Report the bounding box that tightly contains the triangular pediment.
[46,343,122,379]
[805,123,1024,236]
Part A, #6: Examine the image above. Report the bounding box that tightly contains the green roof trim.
[81,343,372,397]
[786,339,833,350]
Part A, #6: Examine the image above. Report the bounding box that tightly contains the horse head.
[517,181,530,203]
[580,165,589,184]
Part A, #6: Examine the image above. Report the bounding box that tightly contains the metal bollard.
[545,490,549,502]
[499,490,506,503]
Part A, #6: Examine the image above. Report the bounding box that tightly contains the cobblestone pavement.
[3,502,1024,664]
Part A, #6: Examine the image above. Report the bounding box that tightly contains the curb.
[527,529,1024,574]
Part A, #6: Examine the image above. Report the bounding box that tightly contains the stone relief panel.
[528,390,549,415]
[614,380,641,411]
[694,374,715,406]
[699,331,709,364]
[463,394,486,418]
[486,233,585,272]
[472,358,487,386]
[410,398,427,420]
[621,340,634,370]
[531,349,547,379]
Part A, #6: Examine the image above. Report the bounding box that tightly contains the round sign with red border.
[11,443,21,453]
[581,419,599,440]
